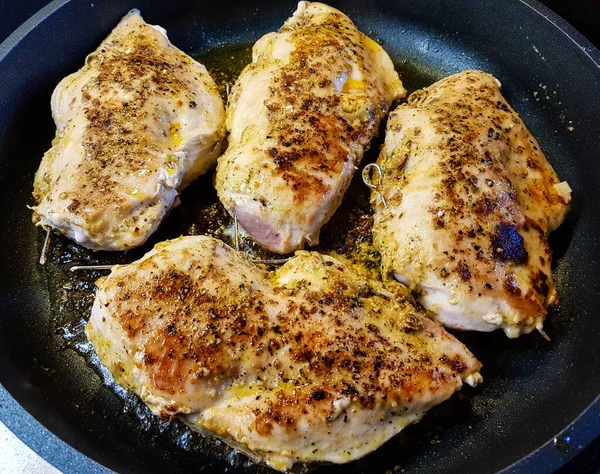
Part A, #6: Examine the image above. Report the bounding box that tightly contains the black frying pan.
[0,0,599,473]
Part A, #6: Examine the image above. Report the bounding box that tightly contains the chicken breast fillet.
[86,235,481,472]
[371,70,571,338]
[215,1,405,254]
[31,10,225,251]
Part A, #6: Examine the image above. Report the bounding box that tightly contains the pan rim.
[0,384,109,473]
[516,0,600,69]
[0,0,70,63]
[0,0,598,472]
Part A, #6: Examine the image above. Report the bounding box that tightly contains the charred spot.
[531,270,550,298]
[309,389,326,401]
[373,357,385,375]
[233,316,247,330]
[359,392,376,409]
[491,222,529,264]
[503,275,522,296]
[526,158,542,171]
[456,261,472,281]
[273,151,300,171]
[165,322,177,336]
[322,355,335,368]
[143,353,155,365]
[482,150,494,166]
[352,348,367,357]
[341,384,359,397]
[293,348,314,362]
[525,218,544,236]
[474,194,496,215]
[366,323,381,335]
[496,100,510,112]
[441,354,468,373]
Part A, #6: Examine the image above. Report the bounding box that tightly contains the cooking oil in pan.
[194,44,253,101]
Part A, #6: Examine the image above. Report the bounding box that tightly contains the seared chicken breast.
[372,70,571,338]
[86,235,481,471]
[215,1,405,254]
[32,10,225,251]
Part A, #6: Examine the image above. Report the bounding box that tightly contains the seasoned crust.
[87,235,481,470]
[374,70,571,336]
[215,2,405,253]
[31,11,225,250]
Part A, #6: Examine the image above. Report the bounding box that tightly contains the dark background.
[0,0,599,50]
[0,0,598,473]
[0,0,600,48]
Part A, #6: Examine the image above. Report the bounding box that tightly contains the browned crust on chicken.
[259,13,391,202]
[32,11,224,250]
[373,70,571,336]
[216,2,404,254]
[105,243,475,413]
[63,42,207,214]
[87,235,481,470]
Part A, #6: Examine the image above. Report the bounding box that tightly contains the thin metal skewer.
[537,325,551,342]
[70,264,114,272]
[233,214,240,251]
[39,229,52,265]
[362,163,388,209]
[225,83,230,100]
[253,258,290,265]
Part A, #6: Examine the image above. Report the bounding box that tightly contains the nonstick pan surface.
[0,0,599,473]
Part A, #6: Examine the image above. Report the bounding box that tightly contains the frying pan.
[0,0,599,472]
